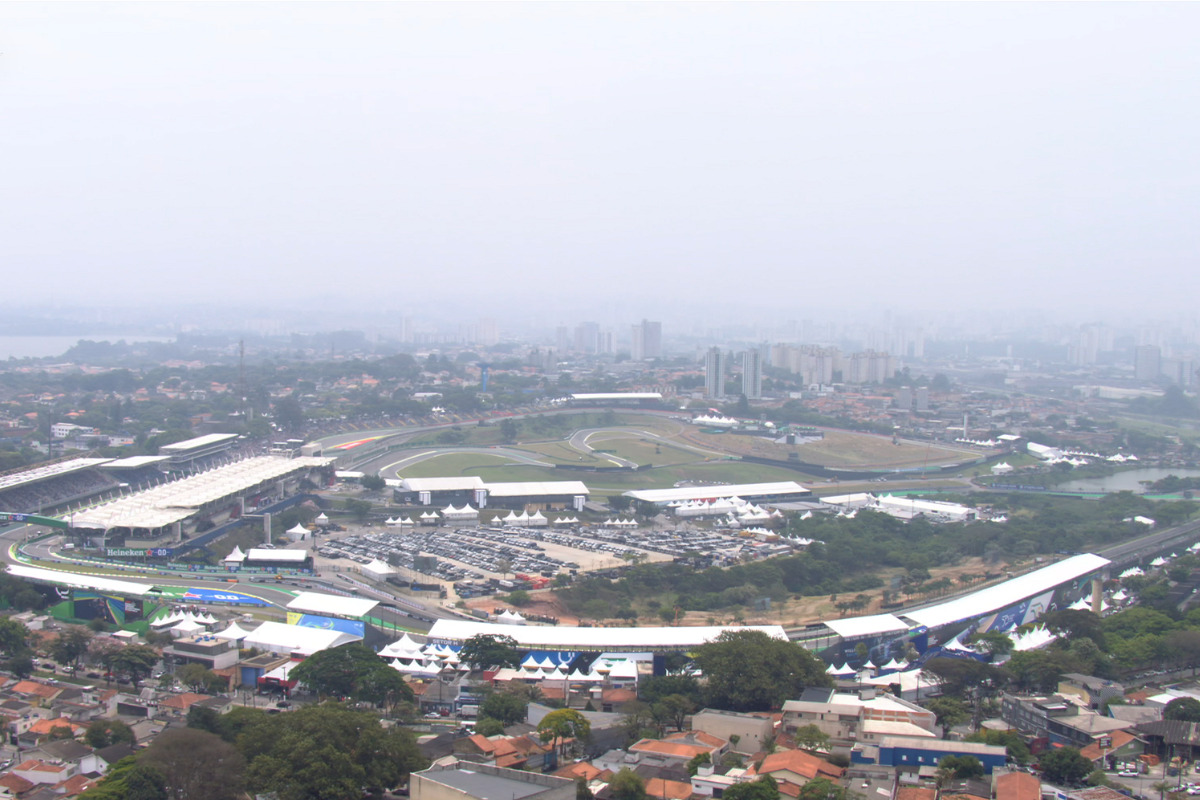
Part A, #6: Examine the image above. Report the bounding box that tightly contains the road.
[366,446,554,479]
[0,524,442,634]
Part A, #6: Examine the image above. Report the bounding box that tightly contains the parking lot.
[314,521,796,588]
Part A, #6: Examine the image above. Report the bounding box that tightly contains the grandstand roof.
[0,458,112,493]
[246,548,308,562]
[901,553,1111,630]
[100,455,170,469]
[70,456,333,531]
[824,614,911,639]
[286,592,378,619]
[623,482,809,504]
[6,563,158,597]
[570,393,663,401]
[400,477,486,492]
[158,433,239,453]
[485,481,590,497]
[427,620,788,651]
[241,620,361,656]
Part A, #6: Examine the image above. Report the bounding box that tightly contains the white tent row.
[385,517,415,526]
[152,609,218,629]
[443,504,480,520]
[553,516,580,525]
[1011,624,1058,651]
[496,609,526,624]
[498,510,549,527]
[602,518,638,527]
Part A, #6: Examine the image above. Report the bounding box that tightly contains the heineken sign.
[107,548,172,558]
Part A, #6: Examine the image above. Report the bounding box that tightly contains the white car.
[1119,770,1139,778]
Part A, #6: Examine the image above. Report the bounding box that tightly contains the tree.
[0,617,32,674]
[651,693,695,733]
[138,728,245,800]
[926,697,971,739]
[970,631,1014,658]
[480,691,528,726]
[237,704,427,800]
[50,626,93,676]
[1040,747,1092,785]
[112,644,159,685]
[85,718,135,748]
[177,663,223,695]
[342,498,372,522]
[938,755,984,780]
[687,752,712,776]
[81,756,167,800]
[792,723,832,753]
[639,674,703,706]
[474,717,506,736]
[537,708,591,758]
[576,776,595,800]
[290,644,413,708]
[725,775,782,800]
[608,768,647,800]
[360,474,386,491]
[1164,697,1200,722]
[693,631,830,712]
[458,634,521,671]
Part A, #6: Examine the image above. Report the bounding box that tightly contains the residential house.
[25,740,106,776]
[782,687,936,749]
[453,734,554,771]
[628,731,728,767]
[11,759,75,786]
[1001,694,1130,749]
[157,693,213,718]
[1058,675,1126,711]
[850,737,1007,774]
[411,758,574,800]
[751,748,845,795]
[691,709,776,755]
[995,771,1041,800]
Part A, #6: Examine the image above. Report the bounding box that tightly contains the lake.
[1051,467,1200,494]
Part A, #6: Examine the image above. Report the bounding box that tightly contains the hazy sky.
[2,2,1198,322]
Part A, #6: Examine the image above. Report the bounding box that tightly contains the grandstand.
[159,433,241,471]
[0,457,121,515]
[69,455,334,544]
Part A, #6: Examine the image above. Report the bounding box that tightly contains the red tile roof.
[757,749,845,782]
[996,771,1041,800]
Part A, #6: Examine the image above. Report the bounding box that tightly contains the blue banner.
[287,613,364,636]
[174,587,272,606]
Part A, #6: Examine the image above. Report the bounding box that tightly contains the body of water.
[0,335,174,360]
[1051,467,1200,494]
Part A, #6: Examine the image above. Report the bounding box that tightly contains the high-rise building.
[477,318,499,347]
[705,347,727,399]
[1134,345,1162,382]
[741,350,763,400]
[631,319,662,361]
[574,322,600,354]
[555,326,571,354]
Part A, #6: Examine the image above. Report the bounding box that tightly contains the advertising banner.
[286,612,365,637]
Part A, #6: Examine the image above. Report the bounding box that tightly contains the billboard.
[107,548,173,558]
[286,612,365,637]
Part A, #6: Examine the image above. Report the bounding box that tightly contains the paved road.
[365,446,554,479]
[0,525,440,634]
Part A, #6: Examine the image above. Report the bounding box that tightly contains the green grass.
[407,426,507,447]
[454,458,818,498]
[399,453,523,478]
